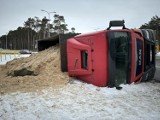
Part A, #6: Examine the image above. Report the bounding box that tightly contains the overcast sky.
[0,0,160,36]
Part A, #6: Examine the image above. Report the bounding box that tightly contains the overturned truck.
[38,20,156,88]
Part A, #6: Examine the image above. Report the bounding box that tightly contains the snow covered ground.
[156,52,160,60]
[0,54,30,65]
[157,52,160,56]
[0,80,160,120]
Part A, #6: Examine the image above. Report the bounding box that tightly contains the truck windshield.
[108,31,131,87]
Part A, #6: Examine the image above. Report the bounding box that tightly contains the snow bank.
[156,52,160,56]
[0,80,160,120]
[156,52,160,60]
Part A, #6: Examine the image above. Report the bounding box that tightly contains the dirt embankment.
[0,45,69,94]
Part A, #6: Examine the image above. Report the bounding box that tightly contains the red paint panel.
[67,31,108,87]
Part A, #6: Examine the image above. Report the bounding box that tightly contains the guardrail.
[0,53,20,61]
[0,50,32,65]
[0,50,20,63]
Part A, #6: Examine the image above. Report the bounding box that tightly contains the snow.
[0,80,160,120]
[0,54,30,65]
[156,52,160,57]
[156,52,160,56]
[156,52,160,60]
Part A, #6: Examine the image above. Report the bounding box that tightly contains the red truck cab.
[67,20,156,87]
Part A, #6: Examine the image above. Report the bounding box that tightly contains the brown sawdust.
[0,45,69,95]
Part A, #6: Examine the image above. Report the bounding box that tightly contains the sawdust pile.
[6,46,61,76]
[0,45,70,94]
